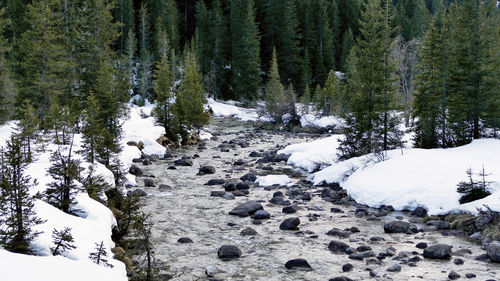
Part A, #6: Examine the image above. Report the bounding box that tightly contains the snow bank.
[255,175,292,187]
[0,123,128,280]
[299,114,344,129]
[206,98,259,121]
[278,135,343,172]
[0,250,123,281]
[282,137,500,215]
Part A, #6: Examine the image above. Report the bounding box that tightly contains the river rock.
[223,193,235,200]
[465,273,476,278]
[448,271,460,280]
[411,207,428,217]
[236,182,250,190]
[329,277,353,281]
[129,165,143,175]
[282,205,301,214]
[487,241,500,263]
[348,251,375,260]
[423,244,452,259]
[384,221,418,234]
[210,191,226,197]
[229,201,263,217]
[197,166,216,175]
[279,217,300,230]
[174,159,193,166]
[252,210,271,220]
[328,240,350,254]
[342,263,353,272]
[177,237,193,244]
[240,227,258,236]
[205,179,225,185]
[127,189,147,197]
[387,264,402,272]
[416,242,428,249]
[217,245,241,261]
[284,259,312,271]
[240,173,257,182]
[144,178,155,187]
[205,265,225,277]
[158,184,172,191]
[249,151,261,157]
[326,228,351,239]
[426,220,451,230]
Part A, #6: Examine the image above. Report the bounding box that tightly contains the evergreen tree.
[132,213,156,281]
[115,0,135,54]
[137,3,154,102]
[162,0,180,53]
[298,49,312,94]
[211,0,231,100]
[483,11,500,136]
[153,51,175,140]
[17,100,39,163]
[196,1,212,76]
[231,0,261,101]
[89,241,114,268]
[338,0,403,160]
[446,0,497,145]
[0,135,43,254]
[45,141,82,214]
[81,93,102,163]
[80,165,111,204]
[321,70,342,115]
[50,227,76,256]
[174,51,209,142]
[339,28,354,72]
[46,103,75,145]
[15,0,73,125]
[413,13,450,148]
[0,8,14,124]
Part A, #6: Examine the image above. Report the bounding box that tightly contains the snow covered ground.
[255,175,292,187]
[280,137,500,216]
[206,98,259,121]
[299,114,344,129]
[0,102,168,281]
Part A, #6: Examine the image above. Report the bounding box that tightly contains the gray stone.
[487,241,500,263]
[229,201,263,217]
[342,263,353,272]
[448,271,460,280]
[328,240,350,254]
[198,166,216,175]
[284,259,312,271]
[129,165,143,175]
[205,179,226,185]
[252,210,271,220]
[423,244,452,259]
[177,237,193,244]
[387,264,401,272]
[144,178,155,187]
[240,173,257,182]
[217,245,241,261]
[210,191,226,197]
[240,227,258,236]
[326,228,351,239]
[279,217,300,230]
[329,277,353,281]
[174,159,193,166]
[426,220,451,230]
[127,189,146,197]
[282,205,301,214]
[384,221,418,234]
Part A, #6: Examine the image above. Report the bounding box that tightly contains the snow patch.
[255,175,292,187]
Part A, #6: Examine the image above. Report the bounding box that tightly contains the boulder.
[198,166,216,175]
[279,217,300,230]
[177,237,193,244]
[229,201,263,217]
[174,159,193,166]
[426,220,451,230]
[127,189,147,197]
[205,179,226,185]
[143,178,155,187]
[383,221,418,234]
[240,173,257,182]
[328,240,350,254]
[423,244,452,259]
[240,227,258,236]
[217,245,241,261]
[282,205,302,214]
[129,165,143,176]
[284,259,312,271]
[487,241,500,263]
[252,210,271,220]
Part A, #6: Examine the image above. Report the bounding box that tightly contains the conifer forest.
[0,0,499,280]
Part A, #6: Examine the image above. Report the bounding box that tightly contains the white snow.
[255,175,292,187]
[0,102,170,281]
[299,114,345,129]
[282,136,500,216]
[278,135,343,172]
[206,98,259,121]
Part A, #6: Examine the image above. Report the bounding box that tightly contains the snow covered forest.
[0,0,499,280]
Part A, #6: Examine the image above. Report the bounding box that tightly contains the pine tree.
[81,165,111,204]
[153,51,175,140]
[196,1,212,76]
[413,13,450,148]
[0,8,14,124]
[338,0,402,160]
[174,51,209,142]
[17,100,39,163]
[162,0,180,53]
[115,0,135,55]
[132,213,156,281]
[51,227,76,256]
[137,3,154,102]
[89,241,114,268]
[446,0,497,145]
[483,11,500,136]
[339,28,354,72]
[0,135,43,254]
[46,103,75,145]
[211,0,231,100]
[45,140,82,214]
[231,0,261,101]
[264,48,286,123]
[321,70,342,115]
[15,0,74,125]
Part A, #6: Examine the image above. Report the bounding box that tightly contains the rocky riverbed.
[129,118,499,281]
